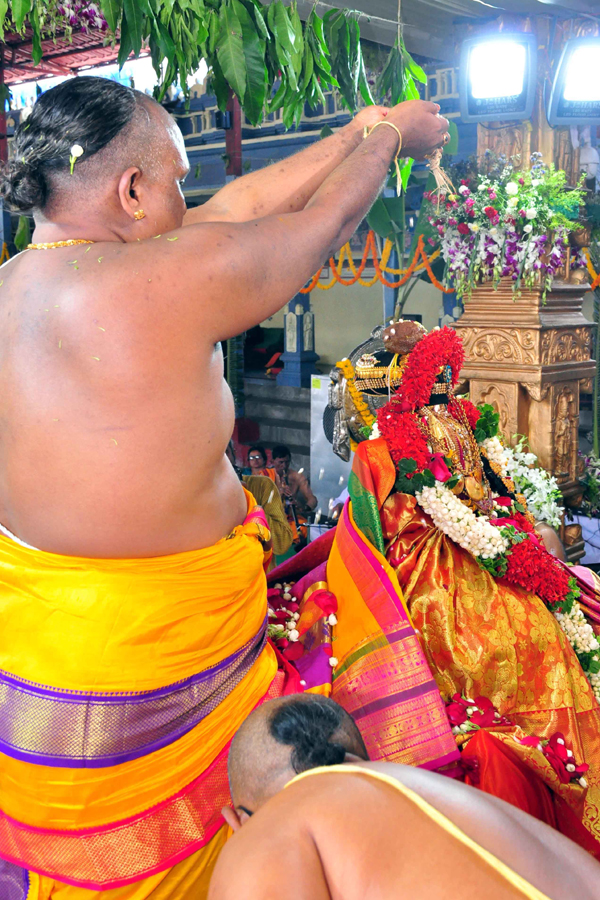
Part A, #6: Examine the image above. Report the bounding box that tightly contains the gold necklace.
[27,239,95,250]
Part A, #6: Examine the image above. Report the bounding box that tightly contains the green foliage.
[367,195,405,241]
[374,35,424,192]
[473,403,499,443]
[394,458,435,495]
[478,555,507,578]
[1,0,378,127]
[14,215,30,252]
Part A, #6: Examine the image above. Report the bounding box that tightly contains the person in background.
[271,445,317,548]
[208,695,600,900]
[246,445,281,490]
[227,443,292,561]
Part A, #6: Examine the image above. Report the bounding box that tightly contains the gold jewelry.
[134,209,146,221]
[363,120,403,197]
[27,239,95,250]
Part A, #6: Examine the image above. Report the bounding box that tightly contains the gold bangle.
[363,120,403,196]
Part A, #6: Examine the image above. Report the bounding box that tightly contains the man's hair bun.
[0,155,46,212]
[0,76,138,213]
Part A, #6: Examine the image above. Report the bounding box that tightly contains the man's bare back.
[210,764,600,900]
[0,244,244,557]
[0,80,448,557]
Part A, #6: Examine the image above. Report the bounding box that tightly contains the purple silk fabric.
[0,859,28,900]
[0,618,267,768]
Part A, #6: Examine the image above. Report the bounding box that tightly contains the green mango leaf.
[206,8,219,53]
[446,119,459,155]
[401,48,427,85]
[14,215,30,253]
[302,41,314,91]
[272,1,295,56]
[244,0,268,41]
[289,2,303,55]
[320,124,333,139]
[0,0,8,40]
[117,16,134,66]
[155,19,176,59]
[358,52,373,106]
[30,3,42,65]
[217,1,247,101]
[12,0,32,31]
[210,56,231,111]
[100,0,121,33]
[123,0,145,56]
[367,196,404,241]
[276,43,297,91]
[232,0,266,125]
[268,77,286,113]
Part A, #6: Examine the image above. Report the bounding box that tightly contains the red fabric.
[462,731,557,828]
[268,527,336,584]
[462,731,600,861]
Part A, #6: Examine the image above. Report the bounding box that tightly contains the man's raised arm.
[162,101,448,342]
[183,100,443,226]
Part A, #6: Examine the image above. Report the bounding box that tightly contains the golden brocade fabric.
[382,492,600,846]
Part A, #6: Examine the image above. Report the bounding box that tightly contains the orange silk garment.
[382,491,600,851]
[0,514,276,829]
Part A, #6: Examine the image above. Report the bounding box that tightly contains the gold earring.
[134,209,146,221]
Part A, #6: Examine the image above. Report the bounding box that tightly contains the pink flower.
[429,453,452,482]
[470,697,496,728]
[494,497,513,507]
[457,223,470,235]
[446,702,468,726]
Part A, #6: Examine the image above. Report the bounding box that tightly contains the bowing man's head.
[224,694,368,831]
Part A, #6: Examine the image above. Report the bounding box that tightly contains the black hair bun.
[1,156,46,212]
[0,76,138,213]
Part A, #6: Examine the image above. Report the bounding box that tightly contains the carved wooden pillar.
[454,279,595,560]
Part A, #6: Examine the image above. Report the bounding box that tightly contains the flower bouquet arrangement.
[425,152,585,301]
[366,325,600,702]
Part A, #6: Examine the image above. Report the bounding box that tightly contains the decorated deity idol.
[272,320,600,860]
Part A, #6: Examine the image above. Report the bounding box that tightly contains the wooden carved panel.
[540,327,592,365]
[552,384,579,482]
[460,328,537,366]
[468,381,518,441]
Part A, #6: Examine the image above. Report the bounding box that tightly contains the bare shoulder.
[209,790,330,900]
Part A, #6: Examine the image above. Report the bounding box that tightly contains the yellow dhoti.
[0,494,280,898]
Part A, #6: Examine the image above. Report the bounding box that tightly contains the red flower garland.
[390,326,465,412]
[377,408,430,469]
[449,397,480,430]
[502,539,571,609]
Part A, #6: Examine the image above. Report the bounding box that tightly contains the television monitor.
[459,33,537,124]
[547,38,600,126]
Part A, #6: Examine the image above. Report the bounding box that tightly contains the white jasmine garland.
[480,435,511,476]
[415,482,510,559]
[503,441,564,528]
[555,605,600,704]
[416,475,599,703]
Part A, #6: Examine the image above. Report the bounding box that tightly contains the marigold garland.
[336,358,375,426]
[300,232,453,294]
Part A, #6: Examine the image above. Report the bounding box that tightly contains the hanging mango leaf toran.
[0,0,425,137]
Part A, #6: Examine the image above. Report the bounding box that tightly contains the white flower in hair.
[70,144,84,158]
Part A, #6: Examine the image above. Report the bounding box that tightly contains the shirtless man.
[0,76,449,897]
[209,695,600,900]
[0,76,447,558]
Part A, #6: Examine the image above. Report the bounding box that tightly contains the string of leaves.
[0,0,425,135]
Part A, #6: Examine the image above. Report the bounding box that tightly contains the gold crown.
[354,352,407,393]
